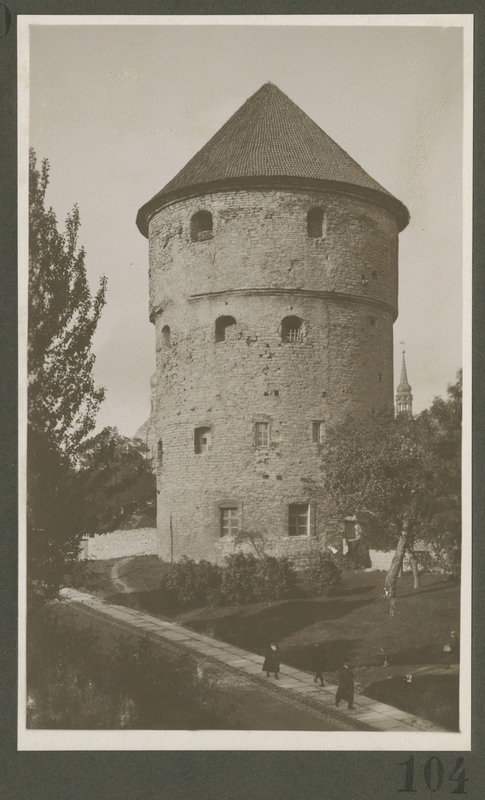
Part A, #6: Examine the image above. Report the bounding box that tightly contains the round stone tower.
[136,83,409,563]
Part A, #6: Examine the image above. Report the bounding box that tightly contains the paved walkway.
[60,587,447,732]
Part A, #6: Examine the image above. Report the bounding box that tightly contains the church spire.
[395,348,413,416]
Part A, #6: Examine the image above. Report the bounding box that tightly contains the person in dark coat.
[312,643,326,686]
[263,642,281,679]
[335,659,355,709]
[443,630,459,668]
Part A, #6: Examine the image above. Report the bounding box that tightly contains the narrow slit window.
[307,208,324,238]
[255,422,269,448]
[194,426,212,454]
[288,504,309,537]
[220,507,239,537]
[312,421,324,444]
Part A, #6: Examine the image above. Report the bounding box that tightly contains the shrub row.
[163,550,341,607]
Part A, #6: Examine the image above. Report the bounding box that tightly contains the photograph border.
[2,1,484,798]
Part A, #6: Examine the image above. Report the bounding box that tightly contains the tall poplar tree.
[28,150,107,595]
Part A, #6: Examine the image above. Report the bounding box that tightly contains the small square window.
[255,422,269,448]
[220,507,239,537]
[312,421,324,444]
[288,503,309,537]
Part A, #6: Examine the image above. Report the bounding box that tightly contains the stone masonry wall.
[147,187,399,563]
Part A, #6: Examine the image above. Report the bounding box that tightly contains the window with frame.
[255,422,269,448]
[194,426,212,454]
[281,316,304,343]
[288,503,310,537]
[312,421,324,444]
[220,507,239,537]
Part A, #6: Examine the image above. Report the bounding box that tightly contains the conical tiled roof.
[137,83,409,237]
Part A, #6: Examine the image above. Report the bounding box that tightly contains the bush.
[163,557,223,606]
[254,556,298,601]
[220,552,259,604]
[303,551,341,596]
[162,552,298,607]
[220,552,297,604]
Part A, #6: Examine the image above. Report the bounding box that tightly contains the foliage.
[220,551,261,604]
[28,149,107,457]
[162,552,297,607]
[417,371,462,574]
[74,427,156,534]
[27,605,225,729]
[164,557,223,606]
[253,555,298,601]
[231,528,267,558]
[302,551,342,596]
[221,552,297,604]
[28,150,107,596]
[315,372,462,597]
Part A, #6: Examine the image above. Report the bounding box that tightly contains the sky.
[27,18,466,436]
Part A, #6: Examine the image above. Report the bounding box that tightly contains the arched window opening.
[157,439,163,467]
[190,210,213,242]
[194,426,212,454]
[281,315,304,343]
[307,208,324,238]
[162,325,171,346]
[215,315,236,342]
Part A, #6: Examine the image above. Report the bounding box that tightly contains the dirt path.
[110,556,135,593]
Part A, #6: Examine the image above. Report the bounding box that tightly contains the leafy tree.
[318,412,435,600]
[29,150,107,456]
[28,150,107,595]
[317,373,462,602]
[416,371,462,574]
[75,427,156,534]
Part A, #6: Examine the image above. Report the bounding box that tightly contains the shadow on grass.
[365,674,459,730]
[283,638,363,672]
[187,597,374,654]
[333,584,377,598]
[391,642,459,666]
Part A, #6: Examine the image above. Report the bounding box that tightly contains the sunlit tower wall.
[136,83,409,564]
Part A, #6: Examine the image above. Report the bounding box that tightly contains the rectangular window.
[312,421,324,444]
[220,507,239,537]
[255,422,269,447]
[288,503,309,537]
[194,426,212,454]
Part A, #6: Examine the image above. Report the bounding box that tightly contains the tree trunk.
[384,524,413,601]
[408,551,421,590]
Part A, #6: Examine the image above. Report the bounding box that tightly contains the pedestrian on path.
[263,642,281,679]
[335,659,355,709]
[443,630,459,668]
[312,643,326,686]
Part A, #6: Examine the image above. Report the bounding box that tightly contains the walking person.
[263,642,281,679]
[443,630,459,668]
[335,658,355,709]
[312,643,326,687]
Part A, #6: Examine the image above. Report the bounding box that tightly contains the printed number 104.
[399,756,467,794]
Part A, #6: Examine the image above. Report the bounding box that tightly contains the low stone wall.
[78,528,158,561]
